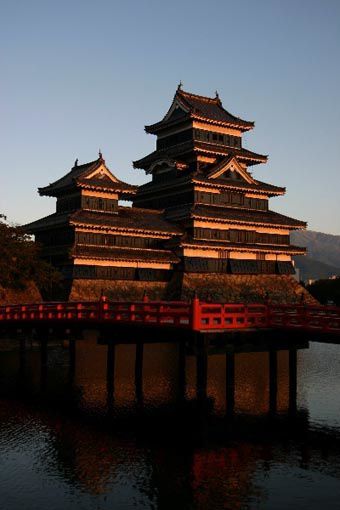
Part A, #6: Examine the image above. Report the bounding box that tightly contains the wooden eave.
[133,140,267,170]
[39,183,77,198]
[135,172,284,199]
[192,178,285,197]
[69,209,183,237]
[179,240,306,255]
[72,245,180,264]
[193,142,268,165]
[135,176,192,196]
[23,212,71,233]
[71,223,178,238]
[38,158,103,197]
[145,113,253,135]
[191,212,307,230]
[76,181,138,197]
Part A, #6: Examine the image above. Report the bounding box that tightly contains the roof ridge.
[39,158,101,191]
[72,157,101,170]
[177,89,219,104]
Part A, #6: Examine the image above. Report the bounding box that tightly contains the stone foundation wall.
[69,279,168,301]
[67,273,318,305]
[179,273,318,305]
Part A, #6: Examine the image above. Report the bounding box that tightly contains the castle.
[25,86,310,303]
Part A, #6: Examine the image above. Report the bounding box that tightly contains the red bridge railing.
[0,297,340,334]
[268,303,340,334]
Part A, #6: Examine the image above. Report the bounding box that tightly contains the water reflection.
[0,331,307,423]
[1,331,340,509]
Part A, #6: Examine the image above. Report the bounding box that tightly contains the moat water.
[1,331,340,509]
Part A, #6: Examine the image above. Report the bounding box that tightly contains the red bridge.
[1,296,340,335]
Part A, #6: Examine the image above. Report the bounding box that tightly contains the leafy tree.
[0,214,61,293]
[306,278,340,306]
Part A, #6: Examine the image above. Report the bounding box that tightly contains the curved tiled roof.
[191,205,307,228]
[24,207,184,236]
[39,157,136,197]
[133,140,267,169]
[70,208,183,235]
[145,89,254,133]
[72,245,180,263]
[192,175,284,195]
[164,203,306,229]
[180,238,306,254]
[136,172,284,198]
[24,212,70,232]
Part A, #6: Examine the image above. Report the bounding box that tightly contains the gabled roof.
[39,155,137,197]
[207,155,256,183]
[145,88,254,134]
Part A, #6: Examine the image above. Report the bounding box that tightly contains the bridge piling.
[289,348,298,414]
[178,341,186,403]
[269,350,278,415]
[135,342,144,406]
[196,335,208,402]
[106,340,116,410]
[226,352,235,417]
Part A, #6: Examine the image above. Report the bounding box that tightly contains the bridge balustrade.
[1,298,340,334]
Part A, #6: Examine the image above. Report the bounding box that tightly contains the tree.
[306,278,340,306]
[0,215,61,292]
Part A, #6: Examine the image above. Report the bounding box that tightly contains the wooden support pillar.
[269,350,278,415]
[196,335,208,401]
[135,342,144,405]
[15,331,28,391]
[40,338,48,367]
[68,337,76,383]
[226,352,235,417]
[19,335,26,375]
[178,340,186,402]
[289,348,298,414]
[40,335,48,391]
[106,340,116,408]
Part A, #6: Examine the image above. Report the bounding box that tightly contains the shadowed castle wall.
[67,273,317,305]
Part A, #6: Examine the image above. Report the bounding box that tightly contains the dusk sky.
[1,0,339,234]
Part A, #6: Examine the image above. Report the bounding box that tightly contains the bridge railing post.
[265,303,271,328]
[191,293,201,331]
[244,305,249,328]
[99,295,108,321]
[76,303,83,320]
[130,303,136,323]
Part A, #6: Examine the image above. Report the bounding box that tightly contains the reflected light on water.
[1,331,340,509]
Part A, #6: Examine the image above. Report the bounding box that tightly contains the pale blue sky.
[1,0,339,233]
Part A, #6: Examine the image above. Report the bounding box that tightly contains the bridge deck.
[1,297,340,335]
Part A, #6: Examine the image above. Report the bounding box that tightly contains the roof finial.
[177,80,183,91]
[215,90,220,100]
[74,158,78,167]
[98,149,103,160]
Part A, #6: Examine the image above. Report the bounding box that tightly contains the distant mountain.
[292,230,340,281]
